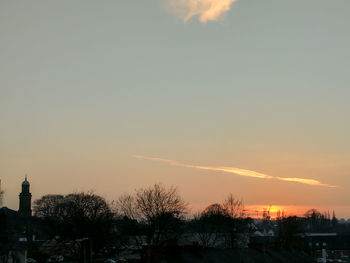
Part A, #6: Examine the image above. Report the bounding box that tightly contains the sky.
[1,0,349,218]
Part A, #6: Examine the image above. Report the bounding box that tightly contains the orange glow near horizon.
[134,155,337,188]
[244,205,331,219]
[189,203,350,220]
[244,205,297,219]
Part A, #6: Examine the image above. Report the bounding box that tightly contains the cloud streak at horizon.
[134,155,336,188]
[167,0,239,23]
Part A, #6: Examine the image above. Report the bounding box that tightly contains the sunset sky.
[1,0,349,218]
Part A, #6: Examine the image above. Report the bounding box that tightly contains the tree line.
[1,183,349,262]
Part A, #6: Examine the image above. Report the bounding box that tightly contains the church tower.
[19,176,32,217]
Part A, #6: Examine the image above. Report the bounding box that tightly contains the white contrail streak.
[167,0,239,23]
[134,155,336,188]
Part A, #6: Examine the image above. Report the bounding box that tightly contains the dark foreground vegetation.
[1,184,350,263]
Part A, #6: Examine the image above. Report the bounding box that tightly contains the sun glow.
[244,205,295,219]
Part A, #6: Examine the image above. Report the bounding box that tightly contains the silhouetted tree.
[33,194,64,217]
[116,184,187,263]
[116,183,187,247]
[305,209,332,232]
[277,216,303,248]
[222,194,246,248]
[222,195,244,219]
[0,183,4,206]
[34,192,114,254]
[331,210,338,228]
[191,195,248,249]
[191,203,229,247]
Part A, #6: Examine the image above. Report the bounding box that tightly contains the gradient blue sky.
[1,0,349,217]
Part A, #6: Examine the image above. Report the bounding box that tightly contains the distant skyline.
[1,0,349,218]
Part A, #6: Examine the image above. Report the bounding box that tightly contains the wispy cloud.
[134,155,337,188]
[167,0,239,23]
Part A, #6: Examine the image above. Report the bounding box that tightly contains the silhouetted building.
[18,177,32,217]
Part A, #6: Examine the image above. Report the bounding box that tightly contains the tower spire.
[19,176,32,217]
